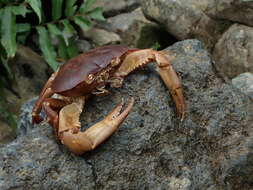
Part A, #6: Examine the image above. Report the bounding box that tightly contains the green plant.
[151,42,161,50]
[0,0,105,128]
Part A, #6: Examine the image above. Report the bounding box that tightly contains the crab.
[32,45,185,155]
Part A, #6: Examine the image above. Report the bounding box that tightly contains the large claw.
[155,53,185,120]
[59,98,134,155]
[114,49,185,120]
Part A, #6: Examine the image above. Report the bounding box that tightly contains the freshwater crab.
[32,45,185,155]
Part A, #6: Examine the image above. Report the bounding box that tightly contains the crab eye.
[88,74,94,80]
[86,74,94,84]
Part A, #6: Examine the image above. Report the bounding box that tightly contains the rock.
[0,124,95,190]
[6,45,49,115]
[140,0,230,49]
[207,0,253,27]
[17,97,41,137]
[121,20,177,49]
[2,40,253,189]
[213,24,253,80]
[106,8,149,33]
[80,28,121,46]
[0,120,15,144]
[92,0,140,17]
[99,8,174,48]
[76,39,92,53]
[232,72,253,100]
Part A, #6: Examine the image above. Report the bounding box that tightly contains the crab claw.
[59,98,134,155]
[113,49,185,120]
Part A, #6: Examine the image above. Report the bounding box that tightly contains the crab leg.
[32,87,54,124]
[58,98,134,155]
[113,49,185,119]
[42,98,69,137]
[32,71,58,124]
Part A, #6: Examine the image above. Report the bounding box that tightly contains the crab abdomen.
[51,45,132,93]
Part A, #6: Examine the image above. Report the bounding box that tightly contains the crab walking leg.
[59,98,134,155]
[32,87,54,124]
[114,49,185,119]
[42,98,69,136]
[32,71,58,124]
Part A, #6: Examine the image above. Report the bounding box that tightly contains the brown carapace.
[32,45,185,155]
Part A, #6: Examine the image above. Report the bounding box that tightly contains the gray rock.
[2,40,253,189]
[17,97,39,137]
[80,28,121,46]
[232,72,253,99]
[140,0,230,49]
[106,8,149,33]
[99,8,168,48]
[76,39,92,53]
[213,24,253,80]
[207,0,253,27]
[93,0,140,16]
[0,124,95,190]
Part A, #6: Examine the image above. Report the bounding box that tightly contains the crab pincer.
[59,98,134,155]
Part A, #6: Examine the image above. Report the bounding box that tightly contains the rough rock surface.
[207,0,253,27]
[140,0,228,49]
[106,8,149,33]
[2,40,253,189]
[98,8,175,48]
[232,72,253,100]
[93,0,140,17]
[80,28,121,46]
[0,124,95,190]
[76,39,92,53]
[97,8,164,48]
[213,24,253,80]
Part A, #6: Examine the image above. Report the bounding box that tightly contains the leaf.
[0,56,13,79]
[65,0,77,16]
[16,24,31,43]
[27,0,42,23]
[88,7,105,21]
[11,5,30,17]
[61,19,75,45]
[16,23,31,33]
[80,0,96,13]
[37,26,58,71]
[47,23,61,36]
[52,0,63,20]
[151,42,161,50]
[1,6,17,58]
[0,9,2,34]
[17,33,29,44]
[73,16,91,30]
[58,36,68,60]
[67,38,78,58]
[0,0,16,4]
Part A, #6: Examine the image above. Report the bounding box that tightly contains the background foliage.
[0,0,105,128]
